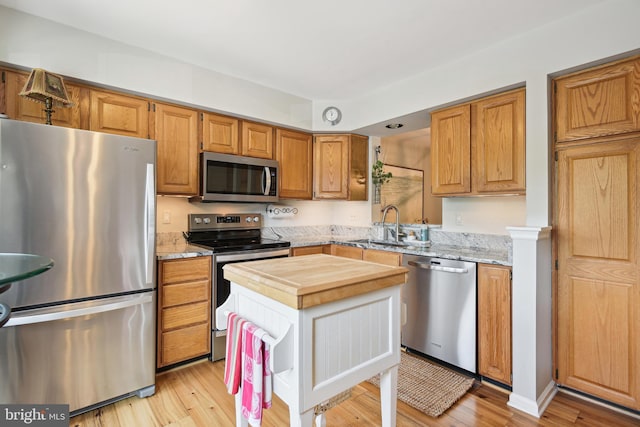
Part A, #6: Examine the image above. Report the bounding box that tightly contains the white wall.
[442,196,526,235]
[156,197,371,233]
[0,7,313,130]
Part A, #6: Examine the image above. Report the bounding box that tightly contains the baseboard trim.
[507,381,557,418]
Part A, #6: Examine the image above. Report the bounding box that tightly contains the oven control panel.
[188,213,262,231]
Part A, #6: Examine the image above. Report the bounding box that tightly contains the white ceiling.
[0,0,605,102]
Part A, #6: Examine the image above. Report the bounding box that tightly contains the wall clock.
[322,106,342,126]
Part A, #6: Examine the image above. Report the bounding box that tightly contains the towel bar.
[217,296,294,374]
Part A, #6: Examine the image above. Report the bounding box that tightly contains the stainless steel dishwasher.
[401,255,477,373]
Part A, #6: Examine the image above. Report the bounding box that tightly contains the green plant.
[372,160,392,185]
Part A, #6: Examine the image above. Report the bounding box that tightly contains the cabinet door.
[331,245,363,260]
[556,140,640,409]
[555,56,640,143]
[478,263,512,385]
[201,112,239,154]
[241,121,273,159]
[431,104,471,195]
[349,134,369,201]
[472,89,525,194]
[90,90,149,138]
[276,128,313,199]
[4,70,85,129]
[363,249,401,266]
[290,245,330,256]
[153,102,199,195]
[314,134,349,199]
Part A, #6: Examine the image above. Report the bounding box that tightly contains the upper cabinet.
[152,102,199,196]
[241,121,274,159]
[431,104,471,195]
[90,90,149,139]
[431,88,525,196]
[313,134,368,200]
[201,112,239,154]
[3,70,85,129]
[201,116,273,159]
[554,56,640,144]
[275,128,313,200]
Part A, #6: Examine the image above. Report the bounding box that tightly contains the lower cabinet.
[331,244,363,260]
[290,245,330,256]
[291,244,402,267]
[477,263,512,385]
[363,248,402,267]
[157,256,211,369]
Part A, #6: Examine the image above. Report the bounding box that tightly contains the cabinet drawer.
[161,256,210,284]
[162,301,209,330]
[161,279,209,308]
[160,323,210,366]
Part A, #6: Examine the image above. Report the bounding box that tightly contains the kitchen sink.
[349,239,429,248]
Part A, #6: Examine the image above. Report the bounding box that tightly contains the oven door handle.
[263,166,272,196]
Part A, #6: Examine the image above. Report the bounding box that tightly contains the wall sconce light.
[19,68,74,125]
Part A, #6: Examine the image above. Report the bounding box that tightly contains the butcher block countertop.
[223,254,408,310]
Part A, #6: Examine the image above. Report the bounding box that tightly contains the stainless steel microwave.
[200,152,279,202]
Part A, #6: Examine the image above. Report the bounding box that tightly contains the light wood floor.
[70,359,639,426]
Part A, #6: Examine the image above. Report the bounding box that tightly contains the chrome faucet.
[381,204,400,242]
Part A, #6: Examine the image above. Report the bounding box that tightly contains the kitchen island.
[218,254,407,427]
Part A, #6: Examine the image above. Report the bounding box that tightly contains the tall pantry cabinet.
[554,55,640,410]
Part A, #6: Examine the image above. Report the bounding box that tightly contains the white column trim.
[505,225,553,418]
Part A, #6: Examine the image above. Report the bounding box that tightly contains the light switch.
[162,211,171,224]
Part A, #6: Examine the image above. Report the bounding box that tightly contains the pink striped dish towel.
[241,321,272,427]
[223,312,246,394]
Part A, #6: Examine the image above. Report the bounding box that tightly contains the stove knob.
[194,217,202,224]
[203,217,211,224]
[253,216,260,223]
[245,217,252,223]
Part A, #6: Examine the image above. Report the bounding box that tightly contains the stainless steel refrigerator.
[0,119,156,415]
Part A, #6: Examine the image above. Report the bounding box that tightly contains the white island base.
[218,254,406,427]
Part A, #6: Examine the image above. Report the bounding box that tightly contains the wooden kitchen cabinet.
[363,248,402,267]
[90,89,149,138]
[157,256,211,369]
[431,88,525,196]
[276,128,313,199]
[201,112,239,154]
[555,138,640,409]
[290,245,331,256]
[478,263,512,386]
[554,56,640,144]
[431,104,471,195]
[152,102,199,195]
[3,69,86,129]
[314,134,368,200]
[241,120,274,159]
[331,244,363,260]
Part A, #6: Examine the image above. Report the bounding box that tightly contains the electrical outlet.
[162,211,171,224]
[455,213,463,226]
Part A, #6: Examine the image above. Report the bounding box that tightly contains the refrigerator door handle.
[145,163,156,287]
[3,293,153,327]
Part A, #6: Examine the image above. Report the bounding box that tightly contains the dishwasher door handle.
[407,261,468,274]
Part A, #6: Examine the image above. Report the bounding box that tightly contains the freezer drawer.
[0,293,155,414]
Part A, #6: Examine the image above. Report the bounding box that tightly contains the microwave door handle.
[263,166,271,196]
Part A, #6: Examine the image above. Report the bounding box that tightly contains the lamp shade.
[19,68,73,107]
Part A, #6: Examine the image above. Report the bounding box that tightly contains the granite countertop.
[157,235,511,266]
[156,243,213,260]
[223,254,407,309]
[335,240,511,266]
